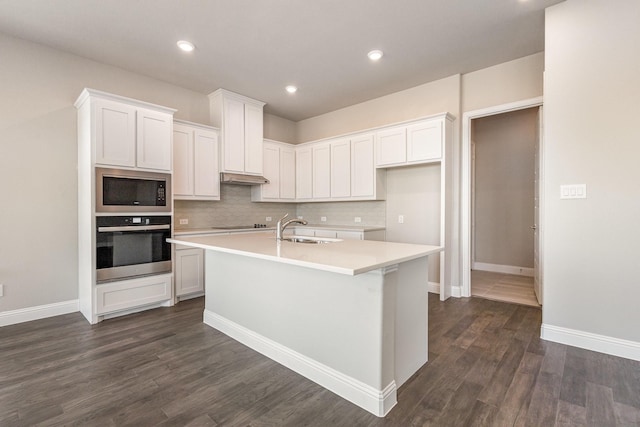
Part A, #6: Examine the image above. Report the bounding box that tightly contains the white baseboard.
[473,262,534,277]
[203,309,397,417]
[427,282,462,298]
[541,323,640,362]
[0,300,79,327]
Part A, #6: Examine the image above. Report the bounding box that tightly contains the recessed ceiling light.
[367,50,383,61]
[177,40,195,52]
[285,85,298,94]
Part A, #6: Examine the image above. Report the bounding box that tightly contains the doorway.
[470,108,540,307]
[461,97,544,305]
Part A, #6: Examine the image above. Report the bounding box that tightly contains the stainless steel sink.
[281,236,342,244]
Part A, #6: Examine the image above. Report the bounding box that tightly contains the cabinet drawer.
[96,274,172,314]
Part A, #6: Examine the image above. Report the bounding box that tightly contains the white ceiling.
[0,0,563,121]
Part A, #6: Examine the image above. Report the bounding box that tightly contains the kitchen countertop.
[168,231,440,275]
[174,224,385,236]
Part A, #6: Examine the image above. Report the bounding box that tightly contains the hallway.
[471,269,540,307]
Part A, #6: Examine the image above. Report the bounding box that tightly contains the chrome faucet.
[276,213,308,240]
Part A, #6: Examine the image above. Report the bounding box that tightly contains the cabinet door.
[376,127,406,167]
[336,231,363,240]
[261,142,280,199]
[137,108,172,170]
[94,99,136,167]
[244,102,264,175]
[222,97,245,173]
[312,143,331,199]
[175,248,204,296]
[331,139,351,198]
[173,125,194,196]
[280,146,296,199]
[351,134,375,197]
[407,119,443,163]
[194,129,220,198]
[296,146,313,200]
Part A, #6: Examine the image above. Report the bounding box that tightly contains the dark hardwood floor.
[1,295,639,426]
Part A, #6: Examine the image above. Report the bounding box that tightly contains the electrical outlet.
[179,219,189,225]
[321,216,327,222]
[354,217,362,223]
[297,215,304,220]
[398,215,404,224]
[266,216,272,222]
[0,284,4,297]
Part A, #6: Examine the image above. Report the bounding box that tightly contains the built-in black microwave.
[96,167,171,213]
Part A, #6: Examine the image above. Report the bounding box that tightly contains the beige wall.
[462,53,544,113]
[296,75,462,143]
[0,34,208,313]
[264,113,297,144]
[473,108,537,269]
[543,0,640,343]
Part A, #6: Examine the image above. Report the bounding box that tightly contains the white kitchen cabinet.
[251,140,296,202]
[91,94,173,171]
[350,134,386,199]
[330,139,351,198]
[376,127,407,167]
[292,227,385,241]
[375,115,451,168]
[407,119,442,163]
[296,146,313,200]
[95,273,173,315]
[312,143,331,199]
[173,121,220,200]
[209,89,265,176]
[175,247,204,297]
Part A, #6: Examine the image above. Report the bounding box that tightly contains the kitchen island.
[168,231,442,417]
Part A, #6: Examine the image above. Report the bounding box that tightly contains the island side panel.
[394,256,430,387]
[203,250,392,390]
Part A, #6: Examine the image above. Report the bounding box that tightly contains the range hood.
[220,172,269,185]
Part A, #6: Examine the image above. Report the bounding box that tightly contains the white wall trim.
[203,309,397,417]
[472,262,534,277]
[541,323,640,362]
[461,97,544,298]
[0,300,79,327]
[427,281,461,298]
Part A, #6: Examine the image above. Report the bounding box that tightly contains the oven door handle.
[97,224,171,232]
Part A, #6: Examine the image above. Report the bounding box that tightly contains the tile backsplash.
[174,185,296,229]
[296,201,385,227]
[175,185,386,229]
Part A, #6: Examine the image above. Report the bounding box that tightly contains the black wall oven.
[96,216,172,282]
[96,167,171,213]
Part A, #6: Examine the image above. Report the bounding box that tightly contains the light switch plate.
[560,184,587,199]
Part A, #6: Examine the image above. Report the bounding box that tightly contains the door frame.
[460,97,544,298]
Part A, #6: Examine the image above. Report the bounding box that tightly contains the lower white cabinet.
[95,273,172,315]
[175,247,204,297]
[292,227,386,241]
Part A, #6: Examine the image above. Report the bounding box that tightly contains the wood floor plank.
[1,295,638,426]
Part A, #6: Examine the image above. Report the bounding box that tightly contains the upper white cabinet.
[82,90,174,171]
[313,143,331,199]
[251,139,296,202]
[173,121,220,200]
[295,146,313,200]
[330,139,351,199]
[375,127,406,167]
[293,133,385,202]
[375,114,451,168]
[209,89,265,176]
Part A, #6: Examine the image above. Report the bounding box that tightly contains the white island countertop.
[168,231,442,276]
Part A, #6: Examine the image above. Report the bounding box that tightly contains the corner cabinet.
[209,89,265,176]
[173,121,220,200]
[81,89,174,171]
[251,139,296,202]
